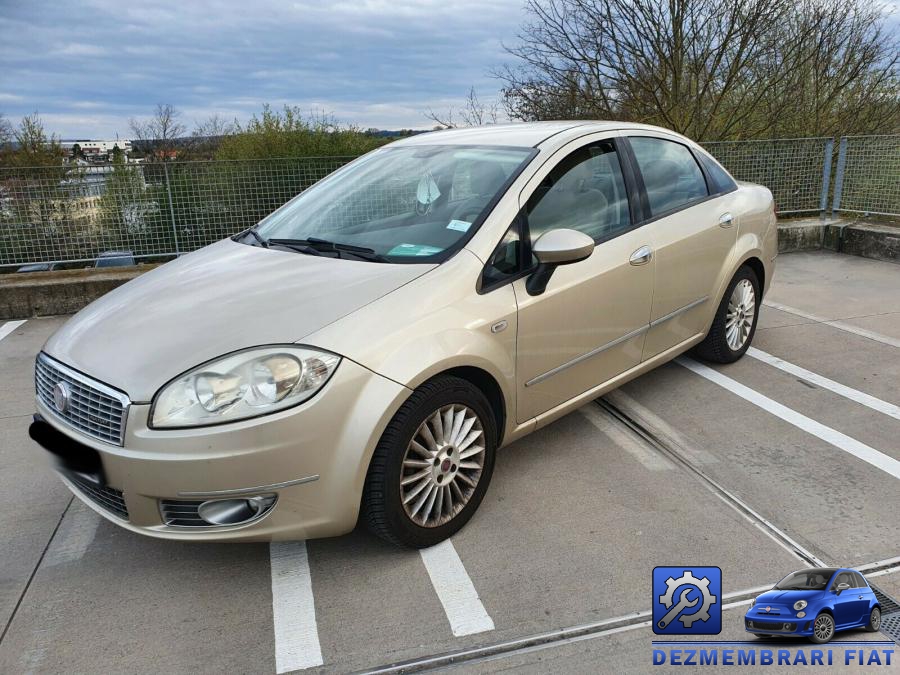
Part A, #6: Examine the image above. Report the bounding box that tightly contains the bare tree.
[425,87,501,128]
[192,113,237,139]
[498,0,900,139]
[129,103,186,159]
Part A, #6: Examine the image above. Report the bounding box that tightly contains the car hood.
[43,239,434,401]
[755,589,823,605]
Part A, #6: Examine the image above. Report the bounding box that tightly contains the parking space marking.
[270,541,323,672]
[676,357,900,480]
[763,301,900,349]
[747,347,900,421]
[0,319,27,343]
[420,539,495,637]
[578,405,673,470]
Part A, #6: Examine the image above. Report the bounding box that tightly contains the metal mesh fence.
[701,137,831,214]
[0,157,355,268]
[832,135,900,216]
[1,135,898,268]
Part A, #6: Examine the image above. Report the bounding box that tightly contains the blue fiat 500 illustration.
[745,568,881,643]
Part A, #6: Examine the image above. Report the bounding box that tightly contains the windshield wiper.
[243,228,268,248]
[267,237,388,262]
[266,238,325,256]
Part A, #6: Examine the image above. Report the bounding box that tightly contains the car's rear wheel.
[866,607,881,632]
[810,612,835,643]
[362,375,497,548]
[694,265,760,363]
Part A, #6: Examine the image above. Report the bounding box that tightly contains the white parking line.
[676,357,900,480]
[579,404,674,470]
[763,301,900,349]
[0,319,27,343]
[747,347,900,421]
[270,541,324,673]
[420,539,495,637]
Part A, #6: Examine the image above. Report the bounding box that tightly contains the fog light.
[796,611,806,618]
[197,495,276,526]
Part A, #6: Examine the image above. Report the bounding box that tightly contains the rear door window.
[629,136,709,216]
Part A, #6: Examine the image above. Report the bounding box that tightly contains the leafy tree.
[215,105,387,160]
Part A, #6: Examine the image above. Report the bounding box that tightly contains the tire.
[694,265,760,364]
[362,375,497,548]
[809,612,835,644]
[866,607,881,632]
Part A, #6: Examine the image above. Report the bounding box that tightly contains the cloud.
[0,0,523,138]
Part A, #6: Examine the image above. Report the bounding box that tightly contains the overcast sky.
[0,0,524,139]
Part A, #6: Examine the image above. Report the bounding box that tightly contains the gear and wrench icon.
[658,570,717,628]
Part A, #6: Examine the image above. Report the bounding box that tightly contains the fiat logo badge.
[53,382,70,413]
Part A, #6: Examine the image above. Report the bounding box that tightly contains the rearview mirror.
[835,582,850,594]
[526,229,595,296]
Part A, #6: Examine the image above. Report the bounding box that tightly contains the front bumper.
[745,611,811,636]
[31,358,410,541]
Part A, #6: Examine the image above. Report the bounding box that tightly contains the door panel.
[625,135,738,360]
[511,135,653,422]
[514,230,653,421]
[641,195,738,359]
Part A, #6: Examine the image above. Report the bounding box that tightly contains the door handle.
[629,245,653,266]
[719,212,734,228]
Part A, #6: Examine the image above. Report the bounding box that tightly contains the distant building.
[61,139,133,162]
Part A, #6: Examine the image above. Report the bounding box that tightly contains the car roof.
[390,121,686,149]
[791,567,839,575]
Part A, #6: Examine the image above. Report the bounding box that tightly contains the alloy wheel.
[726,278,756,350]
[814,614,835,642]
[400,404,485,528]
[871,608,881,630]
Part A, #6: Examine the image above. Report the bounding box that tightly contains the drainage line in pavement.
[595,398,828,568]
[360,580,875,674]
[0,496,73,646]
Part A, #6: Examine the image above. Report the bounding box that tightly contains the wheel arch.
[436,365,507,445]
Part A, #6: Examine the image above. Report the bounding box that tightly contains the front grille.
[159,499,207,527]
[67,472,129,520]
[35,353,129,445]
[748,620,791,631]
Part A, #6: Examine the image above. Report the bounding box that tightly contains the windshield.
[774,569,836,590]
[253,144,534,262]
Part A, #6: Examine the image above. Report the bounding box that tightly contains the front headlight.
[150,346,340,428]
[750,598,756,608]
[793,600,808,611]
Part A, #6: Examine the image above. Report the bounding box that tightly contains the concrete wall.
[1,266,157,320]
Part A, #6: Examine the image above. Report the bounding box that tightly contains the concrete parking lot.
[1,250,898,674]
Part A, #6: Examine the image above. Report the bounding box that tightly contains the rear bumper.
[31,358,411,541]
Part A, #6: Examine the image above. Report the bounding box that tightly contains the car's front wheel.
[810,612,836,644]
[694,265,760,364]
[866,607,881,632]
[362,375,497,548]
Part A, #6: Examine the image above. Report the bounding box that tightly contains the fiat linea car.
[29,122,776,547]
[745,568,882,643]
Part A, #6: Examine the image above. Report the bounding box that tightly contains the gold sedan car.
[29,122,776,547]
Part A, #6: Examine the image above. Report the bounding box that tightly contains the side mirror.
[835,582,850,594]
[526,229,595,296]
